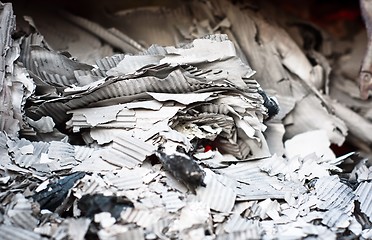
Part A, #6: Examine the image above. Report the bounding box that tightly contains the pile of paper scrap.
[0,0,371,239]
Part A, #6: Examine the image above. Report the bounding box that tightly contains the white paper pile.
[0,1,371,239]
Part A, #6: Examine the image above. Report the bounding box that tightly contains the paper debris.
[196,169,236,212]
[354,181,372,221]
[285,130,336,160]
[0,1,370,239]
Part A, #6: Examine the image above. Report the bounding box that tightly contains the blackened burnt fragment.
[32,172,85,211]
[78,194,133,219]
[155,146,206,193]
[258,89,280,120]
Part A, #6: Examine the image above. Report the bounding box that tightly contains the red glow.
[204,145,212,152]
[325,10,360,21]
